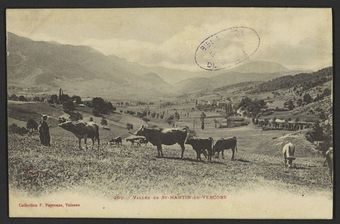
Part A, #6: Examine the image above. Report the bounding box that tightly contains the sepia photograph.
[6,8,333,218]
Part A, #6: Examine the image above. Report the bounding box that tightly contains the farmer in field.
[38,115,51,146]
[200,111,206,130]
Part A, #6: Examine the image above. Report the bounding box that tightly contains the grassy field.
[7,101,332,203]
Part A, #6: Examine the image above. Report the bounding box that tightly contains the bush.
[92,97,114,115]
[151,112,156,118]
[9,123,28,135]
[33,96,41,102]
[284,100,295,110]
[18,95,27,101]
[49,94,58,104]
[126,123,133,131]
[71,95,82,104]
[26,119,38,131]
[68,111,82,121]
[303,93,313,104]
[92,108,101,117]
[239,97,266,117]
[59,94,70,104]
[166,115,175,125]
[142,117,150,122]
[101,117,108,126]
[306,122,324,142]
[9,94,19,101]
[63,99,75,112]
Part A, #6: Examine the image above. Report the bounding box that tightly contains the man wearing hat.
[39,115,51,146]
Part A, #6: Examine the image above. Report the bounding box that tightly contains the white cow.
[282,142,296,168]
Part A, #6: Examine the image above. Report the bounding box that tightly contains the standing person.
[200,111,206,130]
[38,115,51,146]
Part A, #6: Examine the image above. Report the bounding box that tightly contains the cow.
[134,125,188,158]
[213,137,237,160]
[323,147,333,183]
[185,137,213,162]
[109,136,122,146]
[282,142,296,168]
[58,121,100,149]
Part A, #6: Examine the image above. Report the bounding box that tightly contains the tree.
[285,100,295,110]
[9,94,18,101]
[151,112,156,118]
[92,108,101,117]
[58,88,63,103]
[303,93,313,104]
[71,95,82,104]
[101,117,108,126]
[323,88,331,97]
[174,111,180,121]
[319,111,327,120]
[18,95,27,101]
[296,99,303,107]
[33,96,41,102]
[59,94,70,104]
[306,121,324,142]
[92,97,114,114]
[49,94,58,104]
[68,111,82,121]
[166,115,175,126]
[63,99,75,112]
[126,123,133,131]
[26,119,38,131]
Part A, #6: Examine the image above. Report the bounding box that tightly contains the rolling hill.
[7,32,174,99]
[7,32,314,98]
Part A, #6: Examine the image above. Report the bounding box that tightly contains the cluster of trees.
[160,101,175,108]
[91,97,115,116]
[285,88,331,111]
[313,88,331,102]
[239,97,266,117]
[306,121,332,151]
[8,94,28,101]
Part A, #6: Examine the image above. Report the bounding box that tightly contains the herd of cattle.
[57,120,333,182]
[58,121,238,162]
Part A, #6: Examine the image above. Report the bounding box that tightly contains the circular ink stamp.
[194,26,260,71]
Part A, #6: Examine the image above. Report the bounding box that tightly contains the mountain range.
[7,32,311,99]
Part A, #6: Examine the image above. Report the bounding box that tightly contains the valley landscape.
[6,8,333,218]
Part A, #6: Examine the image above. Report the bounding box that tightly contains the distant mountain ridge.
[7,32,317,99]
[248,67,333,94]
[7,32,173,99]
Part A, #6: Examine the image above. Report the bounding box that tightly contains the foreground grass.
[8,131,331,198]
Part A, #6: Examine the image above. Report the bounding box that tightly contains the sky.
[7,8,332,72]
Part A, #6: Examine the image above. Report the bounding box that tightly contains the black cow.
[59,121,100,149]
[109,136,122,146]
[185,137,213,161]
[134,125,188,158]
[213,137,237,160]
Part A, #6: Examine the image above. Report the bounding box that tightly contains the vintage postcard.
[7,8,333,218]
